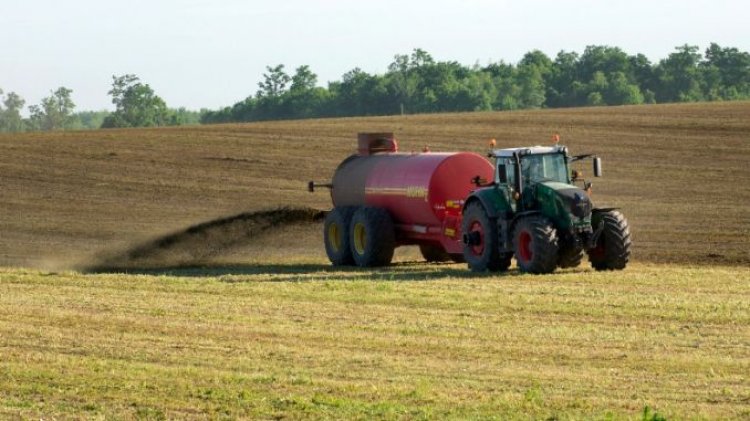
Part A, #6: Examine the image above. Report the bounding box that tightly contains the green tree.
[386,52,420,113]
[28,87,76,131]
[290,65,317,93]
[703,43,750,99]
[101,74,169,128]
[70,110,110,130]
[0,89,27,133]
[546,51,581,107]
[656,45,704,102]
[286,66,330,119]
[587,71,609,104]
[330,68,391,116]
[606,72,644,105]
[578,45,631,83]
[415,61,466,112]
[587,91,604,106]
[517,64,546,108]
[520,50,553,78]
[629,53,656,96]
[257,65,291,98]
[167,108,202,126]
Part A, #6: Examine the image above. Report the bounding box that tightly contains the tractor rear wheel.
[588,210,631,271]
[349,207,396,267]
[462,202,508,272]
[324,206,356,266]
[512,216,559,274]
[419,244,451,262]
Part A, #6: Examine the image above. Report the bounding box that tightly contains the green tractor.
[461,143,631,273]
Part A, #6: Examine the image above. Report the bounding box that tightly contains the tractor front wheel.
[588,210,631,271]
[349,207,396,267]
[512,216,559,274]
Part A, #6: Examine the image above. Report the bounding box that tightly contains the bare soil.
[1,101,749,269]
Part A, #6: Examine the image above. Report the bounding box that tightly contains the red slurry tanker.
[309,133,631,273]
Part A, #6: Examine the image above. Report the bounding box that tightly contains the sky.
[2,0,748,113]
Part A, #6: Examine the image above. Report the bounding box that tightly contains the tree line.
[202,43,750,124]
[2,43,748,133]
[0,75,200,133]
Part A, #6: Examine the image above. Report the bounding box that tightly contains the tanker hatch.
[358,132,398,156]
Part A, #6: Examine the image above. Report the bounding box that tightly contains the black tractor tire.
[323,206,356,266]
[512,216,559,274]
[449,254,466,264]
[588,210,631,271]
[419,244,451,262]
[349,207,396,267]
[462,202,509,272]
[558,245,584,268]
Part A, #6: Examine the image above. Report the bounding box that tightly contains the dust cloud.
[85,207,325,272]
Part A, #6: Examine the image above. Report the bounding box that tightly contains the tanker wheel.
[512,216,559,274]
[349,207,395,267]
[558,245,584,268]
[461,202,508,272]
[323,206,356,266]
[419,244,451,263]
[588,210,631,271]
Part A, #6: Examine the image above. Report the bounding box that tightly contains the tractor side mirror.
[593,157,602,177]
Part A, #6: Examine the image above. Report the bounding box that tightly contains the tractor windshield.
[520,153,568,185]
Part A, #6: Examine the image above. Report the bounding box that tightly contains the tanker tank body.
[310,133,493,268]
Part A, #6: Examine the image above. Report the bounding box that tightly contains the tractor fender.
[509,210,542,232]
[462,192,501,219]
[463,186,517,220]
[463,194,508,253]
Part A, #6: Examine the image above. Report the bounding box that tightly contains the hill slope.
[1,102,749,268]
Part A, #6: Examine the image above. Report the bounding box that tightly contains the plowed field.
[1,102,749,269]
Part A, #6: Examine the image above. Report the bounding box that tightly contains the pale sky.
[2,0,748,112]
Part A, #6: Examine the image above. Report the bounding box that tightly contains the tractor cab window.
[496,158,515,186]
[520,153,568,185]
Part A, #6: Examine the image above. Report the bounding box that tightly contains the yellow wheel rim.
[353,222,367,255]
[328,223,341,252]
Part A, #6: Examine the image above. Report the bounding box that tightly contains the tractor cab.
[492,145,570,190]
[489,145,602,213]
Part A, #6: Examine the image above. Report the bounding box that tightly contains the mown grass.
[1,263,748,419]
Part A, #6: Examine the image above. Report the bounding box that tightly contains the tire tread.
[588,210,631,270]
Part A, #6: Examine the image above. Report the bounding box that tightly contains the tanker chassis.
[309,133,631,274]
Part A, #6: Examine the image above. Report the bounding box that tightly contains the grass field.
[1,102,750,419]
[1,264,748,420]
